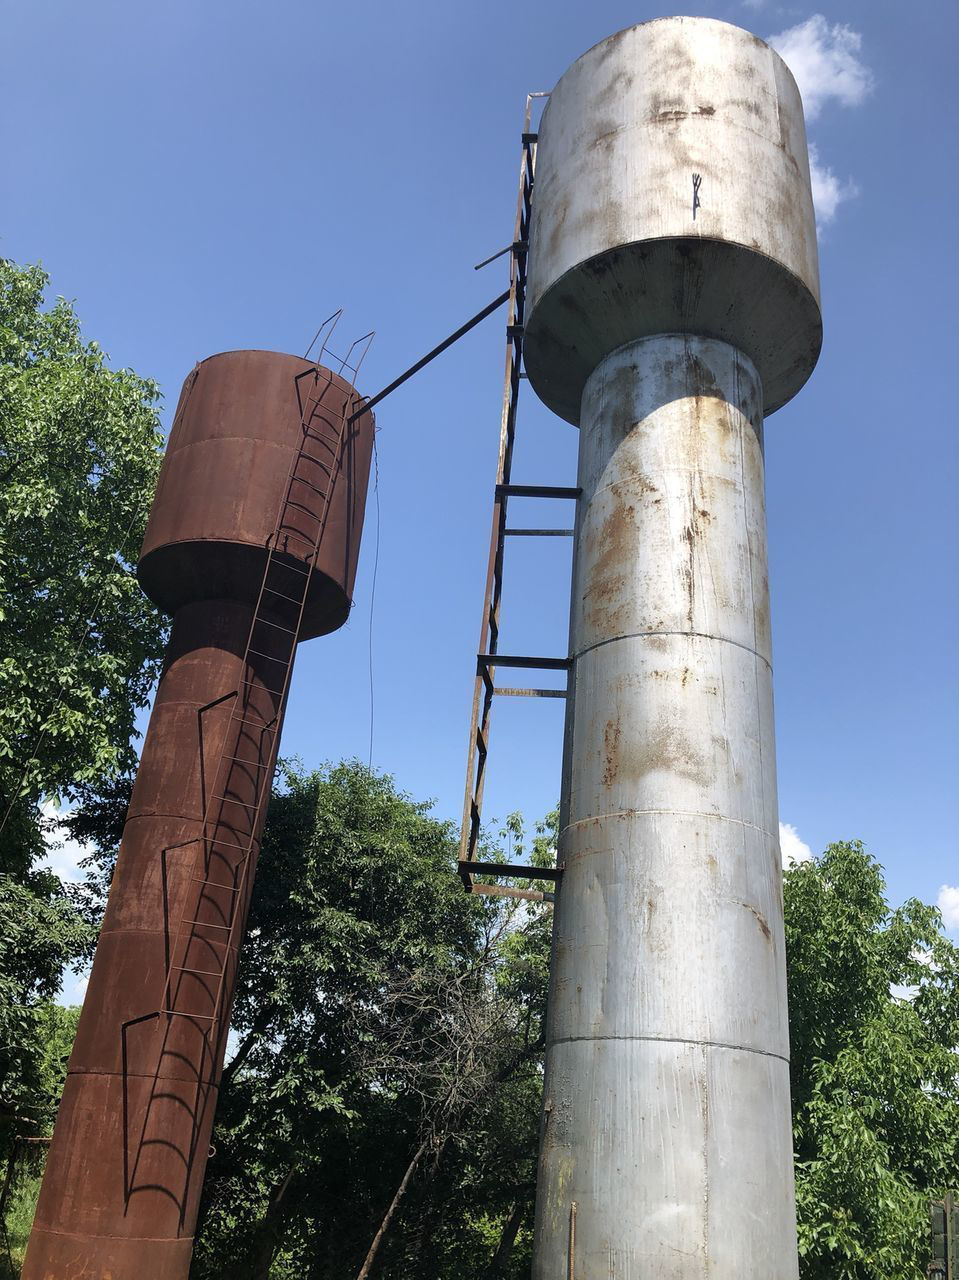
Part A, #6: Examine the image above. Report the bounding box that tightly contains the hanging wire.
[367,431,381,771]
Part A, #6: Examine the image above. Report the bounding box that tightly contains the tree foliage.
[189,763,552,1280]
[0,257,164,1157]
[0,257,166,812]
[0,867,89,1155]
[786,840,959,1279]
[54,765,959,1279]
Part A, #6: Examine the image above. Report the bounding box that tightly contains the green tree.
[786,841,959,1279]
[70,757,957,1278]
[0,258,166,814]
[0,1003,81,1276]
[184,764,551,1280]
[0,257,165,1159]
[0,871,88,1150]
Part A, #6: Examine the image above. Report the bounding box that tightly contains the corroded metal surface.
[25,600,286,1279]
[532,336,798,1278]
[24,354,374,1279]
[139,350,373,639]
[524,16,822,423]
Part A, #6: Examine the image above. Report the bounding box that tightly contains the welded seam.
[561,807,777,841]
[547,1032,789,1064]
[66,1067,221,1083]
[27,1223,198,1244]
[572,628,772,671]
[124,811,264,825]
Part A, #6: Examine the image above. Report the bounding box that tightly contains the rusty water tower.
[523,17,821,1278]
[24,349,374,1279]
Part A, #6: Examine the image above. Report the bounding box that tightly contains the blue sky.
[3,0,957,988]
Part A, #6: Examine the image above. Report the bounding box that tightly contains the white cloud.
[768,14,874,121]
[938,884,959,929]
[780,822,813,868]
[39,800,91,885]
[808,142,859,227]
[767,15,873,233]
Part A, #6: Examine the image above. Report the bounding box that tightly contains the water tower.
[523,17,820,1277]
[24,348,374,1279]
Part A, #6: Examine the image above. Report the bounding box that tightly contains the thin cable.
[367,431,380,770]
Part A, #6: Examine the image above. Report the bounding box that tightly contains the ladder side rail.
[459,112,537,877]
[164,347,372,1025]
[156,368,339,1023]
[195,378,359,1028]
[470,324,524,860]
[165,326,375,1003]
[123,340,371,1208]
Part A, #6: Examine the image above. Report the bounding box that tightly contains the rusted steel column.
[25,598,286,1279]
[523,16,822,1278]
[24,351,373,1280]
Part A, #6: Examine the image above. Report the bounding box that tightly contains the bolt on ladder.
[458,96,575,903]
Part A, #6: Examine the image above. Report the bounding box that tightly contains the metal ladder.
[125,318,374,1214]
[457,96,575,903]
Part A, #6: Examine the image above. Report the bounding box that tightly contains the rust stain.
[602,715,622,787]
[737,899,772,941]
[681,521,696,628]
[582,496,637,636]
[621,716,712,789]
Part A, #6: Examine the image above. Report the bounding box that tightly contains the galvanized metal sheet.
[533,333,798,1278]
[524,17,822,422]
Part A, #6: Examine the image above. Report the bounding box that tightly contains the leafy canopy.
[786,840,959,1279]
[0,258,163,1155]
[0,257,166,810]
[53,766,959,1279]
[191,761,545,1280]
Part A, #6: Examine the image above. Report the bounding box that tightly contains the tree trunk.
[222,1165,295,1280]
[219,1013,271,1091]
[413,1138,461,1280]
[355,1132,432,1280]
[484,1199,525,1278]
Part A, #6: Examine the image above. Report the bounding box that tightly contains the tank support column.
[535,335,795,1277]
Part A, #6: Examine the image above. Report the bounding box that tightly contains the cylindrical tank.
[139,349,373,638]
[25,353,374,1280]
[524,16,821,422]
[525,18,820,1279]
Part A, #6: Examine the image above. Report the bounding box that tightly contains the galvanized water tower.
[524,17,821,1277]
